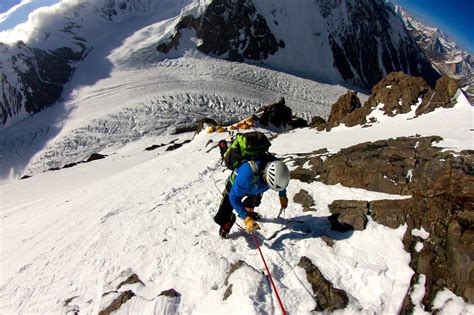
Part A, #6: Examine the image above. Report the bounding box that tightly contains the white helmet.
[264,160,290,191]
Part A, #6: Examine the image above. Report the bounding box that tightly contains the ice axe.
[277,206,285,218]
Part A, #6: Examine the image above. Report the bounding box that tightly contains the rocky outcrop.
[366,72,431,116]
[289,136,474,308]
[297,256,349,311]
[415,76,459,116]
[311,73,464,131]
[328,200,369,231]
[158,0,282,62]
[157,1,439,91]
[254,97,308,129]
[293,189,316,212]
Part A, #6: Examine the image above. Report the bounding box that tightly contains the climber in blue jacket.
[214,159,290,238]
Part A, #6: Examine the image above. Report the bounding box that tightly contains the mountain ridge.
[0,0,440,128]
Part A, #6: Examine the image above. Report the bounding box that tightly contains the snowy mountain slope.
[396,6,473,101]
[0,92,472,314]
[0,54,348,182]
[1,0,438,128]
[160,0,439,88]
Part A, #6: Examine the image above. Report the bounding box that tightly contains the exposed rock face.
[327,91,361,128]
[323,0,439,89]
[415,76,459,116]
[158,0,439,91]
[1,41,89,126]
[255,97,292,128]
[158,0,282,62]
[310,73,464,132]
[289,136,474,308]
[297,256,349,311]
[328,200,369,231]
[309,116,326,130]
[293,189,316,212]
[366,72,431,116]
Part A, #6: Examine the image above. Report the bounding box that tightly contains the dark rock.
[416,76,460,116]
[288,137,474,306]
[293,189,315,211]
[370,199,409,229]
[297,256,348,311]
[326,1,439,89]
[326,91,362,130]
[321,235,335,247]
[1,39,89,126]
[86,153,107,162]
[291,155,325,183]
[165,140,191,151]
[446,212,474,303]
[366,72,431,117]
[98,291,135,315]
[159,289,181,298]
[288,117,309,128]
[256,97,293,128]
[328,200,369,231]
[63,162,79,168]
[145,144,165,151]
[117,274,144,290]
[20,175,32,180]
[309,116,326,129]
[223,284,233,301]
[158,0,280,62]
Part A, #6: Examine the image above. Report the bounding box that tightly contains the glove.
[279,196,288,209]
[244,216,261,233]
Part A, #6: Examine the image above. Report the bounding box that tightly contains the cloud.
[0,0,78,45]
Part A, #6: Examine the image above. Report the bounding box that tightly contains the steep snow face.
[0,91,472,315]
[159,0,438,88]
[252,0,340,83]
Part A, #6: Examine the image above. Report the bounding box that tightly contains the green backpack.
[223,131,272,171]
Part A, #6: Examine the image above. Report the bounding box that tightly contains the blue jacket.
[228,161,286,219]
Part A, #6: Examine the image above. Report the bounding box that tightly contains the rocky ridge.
[290,72,473,311]
[310,72,461,131]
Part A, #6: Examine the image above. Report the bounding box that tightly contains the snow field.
[1,126,435,314]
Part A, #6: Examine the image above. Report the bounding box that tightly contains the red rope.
[252,232,287,315]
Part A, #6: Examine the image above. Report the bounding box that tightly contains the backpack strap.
[248,160,259,175]
[229,160,260,186]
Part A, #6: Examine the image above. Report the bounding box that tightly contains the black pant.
[214,189,262,226]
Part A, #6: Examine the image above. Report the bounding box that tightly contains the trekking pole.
[277,206,285,218]
[251,232,287,315]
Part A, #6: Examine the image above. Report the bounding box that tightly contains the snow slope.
[0,0,349,181]
[1,91,472,314]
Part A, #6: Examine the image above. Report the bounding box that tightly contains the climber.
[214,159,290,238]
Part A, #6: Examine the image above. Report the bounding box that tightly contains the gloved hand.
[244,216,261,233]
[279,196,288,209]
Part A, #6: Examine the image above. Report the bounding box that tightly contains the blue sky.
[0,0,59,31]
[393,0,473,53]
[1,0,472,53]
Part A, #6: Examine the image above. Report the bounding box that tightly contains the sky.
[393,0,474,53]
[0,0,472,53]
